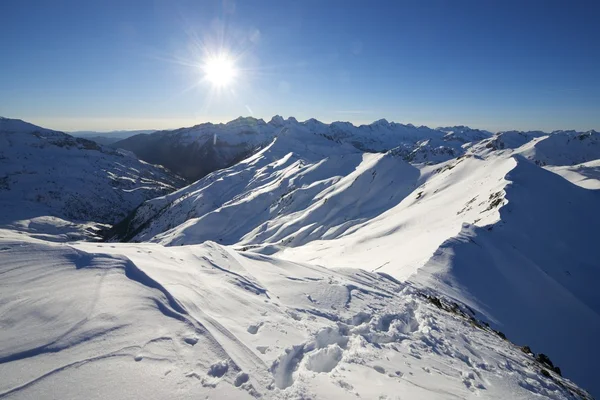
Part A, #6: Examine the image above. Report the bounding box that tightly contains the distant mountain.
[518,129,600,166]
[75,135,124,146]
[111,118,274,182]
[111,116,496,182]
[0,117,185,240]
[70,129,156,146]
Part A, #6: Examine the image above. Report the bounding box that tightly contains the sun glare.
[202,53,237,88]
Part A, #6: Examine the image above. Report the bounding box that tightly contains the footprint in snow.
[234,372,249,387]
[183,337,198,346]
[373,365,386,374]
[247,322,264,334]
[207,360,229,378]
[256,345,269,354]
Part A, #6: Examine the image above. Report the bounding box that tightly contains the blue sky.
[1,0,598,132]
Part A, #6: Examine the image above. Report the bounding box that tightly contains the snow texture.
[1,116,599,399]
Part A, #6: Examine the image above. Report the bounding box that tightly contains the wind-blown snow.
[0,229,590,399]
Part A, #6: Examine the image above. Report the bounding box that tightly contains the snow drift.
[0,229,591,399]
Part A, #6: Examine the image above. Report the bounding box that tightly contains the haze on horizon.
[1,0,598,133]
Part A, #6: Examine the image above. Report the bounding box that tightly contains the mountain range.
[1,115,598,399]
[110,116,495,181]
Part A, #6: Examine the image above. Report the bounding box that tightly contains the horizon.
[4,113,599,135]
[1,0,599,132]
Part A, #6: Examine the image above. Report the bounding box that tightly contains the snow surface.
[1,117,599,398]
[546,160,600,190]
[0,229,590,399]
[108,122,600,396]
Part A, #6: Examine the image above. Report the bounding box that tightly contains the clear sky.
[1,0,598,132]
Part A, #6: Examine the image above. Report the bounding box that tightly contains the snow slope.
[518,130,600,166]
[109,127,423,247]
[280,154,600,393]
[409,157,600,395]
[546,160,600,189]
[0,229,590,399]
[2,115,599,398]
[108,123,600,396]
[0,118,185,239]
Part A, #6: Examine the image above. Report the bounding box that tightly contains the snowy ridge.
[0,117,58,135]
[107,127,418,244]
[517,130,600,166]
[0,229,591,399]
[1,116,599,398]
[280,153,600,393]
[107,122,600,395]
[546,159,600,190]
[113,115,599,186]
[0,118,186,240]
[410,156,600,394]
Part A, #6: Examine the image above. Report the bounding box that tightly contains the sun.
[202,53,237,88]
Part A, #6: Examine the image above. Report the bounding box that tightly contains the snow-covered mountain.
[105,121,600,396]
[0,117,185,240]
[471,129,600,166]
[1,114,599,398]
[546,159,600,190]
[111,117,277,181]
[112,116,494,181]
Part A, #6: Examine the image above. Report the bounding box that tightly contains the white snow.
[546,159,600,189]
[0,229,590,399]
[1,117,598,399]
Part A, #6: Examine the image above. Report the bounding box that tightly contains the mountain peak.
[269,115,285,126]
[226,116,263,127]
[372,118,390,126]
